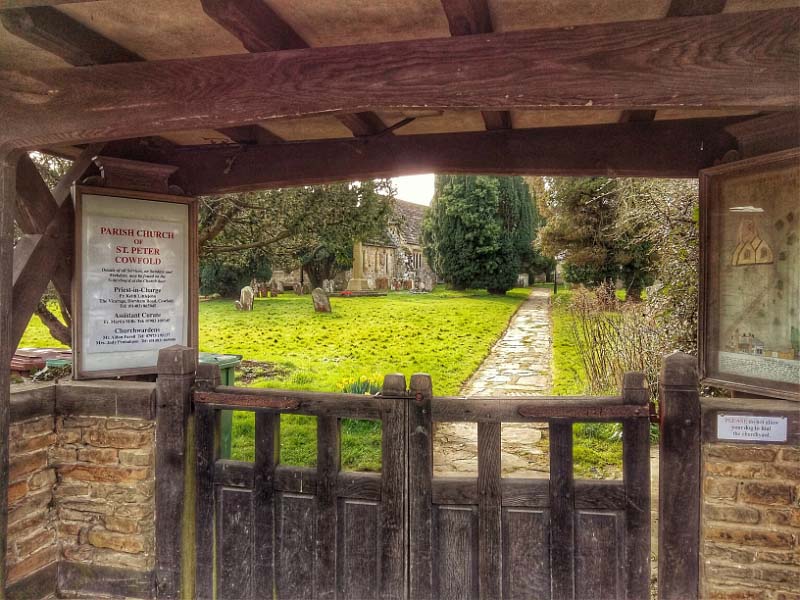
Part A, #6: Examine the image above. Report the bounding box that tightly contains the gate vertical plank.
[195,403,218,600]
[659,353,700,600]
[381,374,408,600]
[254,413,279,599]
[478,421,502,600]
[0,150,20,600]
[549,421,574,600]
[622,373,651,600]
[316,415,340,599]
[409,374,434,599]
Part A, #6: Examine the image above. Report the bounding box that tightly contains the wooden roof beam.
[440,0,512,132]
[0,5,254,147]
[1,8,796,151]
[159,118,742,195]
[0,1,93,7]
[620,0,728,123]
[201,0,388,138]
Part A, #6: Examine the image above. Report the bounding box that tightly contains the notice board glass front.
[700,148,800,401]
[74,186,198,379]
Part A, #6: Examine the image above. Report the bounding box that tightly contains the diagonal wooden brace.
[11,201,73,348]
[10,145,102,349]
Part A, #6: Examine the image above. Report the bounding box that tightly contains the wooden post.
[0,149,21,600]
[380,374,407,600]
[622,372,651,600]
[194,363,220,600]
[408,373,433,599]
[658,352,701,600]
[155,345,197,599]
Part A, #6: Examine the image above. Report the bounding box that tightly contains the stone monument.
[235,285,254,311]
[346,240,369,292]
[311,287,331,313]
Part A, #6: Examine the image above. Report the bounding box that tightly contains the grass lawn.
[22,288,528,469]
[549,288,625,478]
[22,285,625,476]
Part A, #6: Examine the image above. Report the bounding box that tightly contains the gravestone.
[312,288,331,313]
[235,286,254,311]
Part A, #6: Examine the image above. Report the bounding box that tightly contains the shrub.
[339,374,383,395]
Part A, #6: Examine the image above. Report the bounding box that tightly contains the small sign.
[717,413,788,443]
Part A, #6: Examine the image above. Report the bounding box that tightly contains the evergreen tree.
[536,177,658,298]
[423,175,537,294]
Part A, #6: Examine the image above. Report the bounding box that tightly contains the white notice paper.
[717,413,788,443]
[85,214,184,353]
[79,193,189,375]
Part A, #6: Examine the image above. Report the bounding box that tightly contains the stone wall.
[53,415,155,572]
[7,406,58,586]
[6,380,157,599]
[701,440,800,599]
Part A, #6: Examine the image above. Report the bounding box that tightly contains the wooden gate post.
[0,149,22,600]
[622,372,651,600]
[658,352,701,600]
[155,345,197,599]
[194,362,220,600]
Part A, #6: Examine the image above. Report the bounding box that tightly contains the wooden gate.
[194,372,651,600]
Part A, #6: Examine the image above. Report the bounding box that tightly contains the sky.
[392,174,434,206]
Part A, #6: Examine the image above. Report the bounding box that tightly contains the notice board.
[73,186,198,378]
[699,148,800,401]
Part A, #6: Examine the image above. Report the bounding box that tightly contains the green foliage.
[424,175,538,294]
[536,177,658,296]
[194,287,527,470]
[199,180,396,293]
[200,252,271,297]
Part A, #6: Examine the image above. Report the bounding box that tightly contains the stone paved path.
[433,288,553,477]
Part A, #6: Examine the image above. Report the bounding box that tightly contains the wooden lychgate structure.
[0,0,798,598]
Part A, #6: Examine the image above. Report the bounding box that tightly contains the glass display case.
[699,148,800,401]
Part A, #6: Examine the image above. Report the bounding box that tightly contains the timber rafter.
[619,0,729,123]
[440,0,513,131]
[0,4,272,146]
[0,8,796,152]
[200,0,389,138]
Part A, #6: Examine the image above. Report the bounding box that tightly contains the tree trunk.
[35,300,71,346]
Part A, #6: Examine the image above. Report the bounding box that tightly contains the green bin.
[198,352,242,459]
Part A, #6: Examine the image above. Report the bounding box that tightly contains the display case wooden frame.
[699,148,800,401]
[73,185,198,379]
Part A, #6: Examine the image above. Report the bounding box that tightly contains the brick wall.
[53,415,155,572]
[701,442,800,600]
[6,412,58,585]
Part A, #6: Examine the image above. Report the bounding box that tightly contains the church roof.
[393,199,428,246]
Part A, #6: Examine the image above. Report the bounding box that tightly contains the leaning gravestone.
[311,288,331,313]
[235,285,254,311]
